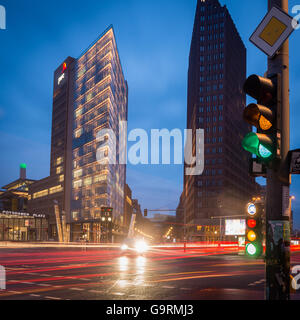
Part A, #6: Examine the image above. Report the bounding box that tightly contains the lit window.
[33,189,49,199]
[75,108,83,118]
[56,157,63,165]
[56,166,63,174]
[75,128,83,138]
[84,177,92,186]
[49,185,63,194]
[73,169,83,179]
[73,180,82,189]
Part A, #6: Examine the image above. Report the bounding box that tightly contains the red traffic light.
[247,219,257,229]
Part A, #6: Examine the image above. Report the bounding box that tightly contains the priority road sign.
[250,6,297,57]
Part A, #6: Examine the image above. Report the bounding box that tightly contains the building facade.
[28,56,76,240]
[183,0,258,239]
[0,165,49,242]
[71,26,128,241]
[28,26,128,242]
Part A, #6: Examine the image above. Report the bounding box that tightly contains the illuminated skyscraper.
[29,26,128,242]
[71,26,128,241]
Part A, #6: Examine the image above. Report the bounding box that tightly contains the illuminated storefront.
[0,211,48,241]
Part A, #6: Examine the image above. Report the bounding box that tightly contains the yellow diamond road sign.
[259,17,287,46]
[250,6,297,57]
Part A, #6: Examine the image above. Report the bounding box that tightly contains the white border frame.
[250,6,295,57]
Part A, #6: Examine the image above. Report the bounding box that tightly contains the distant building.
[0,165,48,241]
[28,26,128,242]
[183,0,258,240]
[0,164,35,213]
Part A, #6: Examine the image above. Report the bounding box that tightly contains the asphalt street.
[0,245,299,300]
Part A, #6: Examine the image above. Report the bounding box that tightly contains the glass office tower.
[71,26,128,241]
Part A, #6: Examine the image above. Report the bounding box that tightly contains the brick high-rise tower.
[183,0,258,240]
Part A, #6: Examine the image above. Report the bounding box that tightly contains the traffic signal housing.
[245,202,264,258]
[242,74,281,166]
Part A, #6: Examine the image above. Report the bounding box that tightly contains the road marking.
[113,292,125,296]
[162,286,175,289]
[45,296,62,300]
[8,291,22,294]
[89,290,105,294]
[69,288,84,291]
[21,282,34,285]
[38,284,51,287]
[30,294,41,297]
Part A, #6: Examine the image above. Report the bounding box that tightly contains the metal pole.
[266,0,291,301]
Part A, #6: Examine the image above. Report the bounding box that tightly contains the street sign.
[250,6,296,57]
[250,158,267,177]
[290,149,300,174]
[247,203,257,216]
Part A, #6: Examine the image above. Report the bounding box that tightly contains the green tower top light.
[20,163,27,169]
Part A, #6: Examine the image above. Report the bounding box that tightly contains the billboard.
[225,219,246,236]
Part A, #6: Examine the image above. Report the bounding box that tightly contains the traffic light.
[242,74,281,166]
[245,202,264,258]
[144,209,148,217]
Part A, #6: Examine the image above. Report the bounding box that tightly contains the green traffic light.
[242,132,273,160]
[246,243,257,256]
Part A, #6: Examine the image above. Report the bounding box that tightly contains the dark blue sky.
[0,0,299,227]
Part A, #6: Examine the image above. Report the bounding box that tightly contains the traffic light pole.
[266,0,291,301]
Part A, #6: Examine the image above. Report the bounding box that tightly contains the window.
[84,177,92,186]
[73,169,83,179]
[49,185,63,195]
[73,179,82,189]
[33,189,49,199]
[75,108,83,118]
[75,128,83,138]
[56,157,63,166]
[56,166,63,174]
[72,212,79,220]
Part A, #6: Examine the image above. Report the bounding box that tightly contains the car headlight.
[121,244,128,251]
[135,241,148,253]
